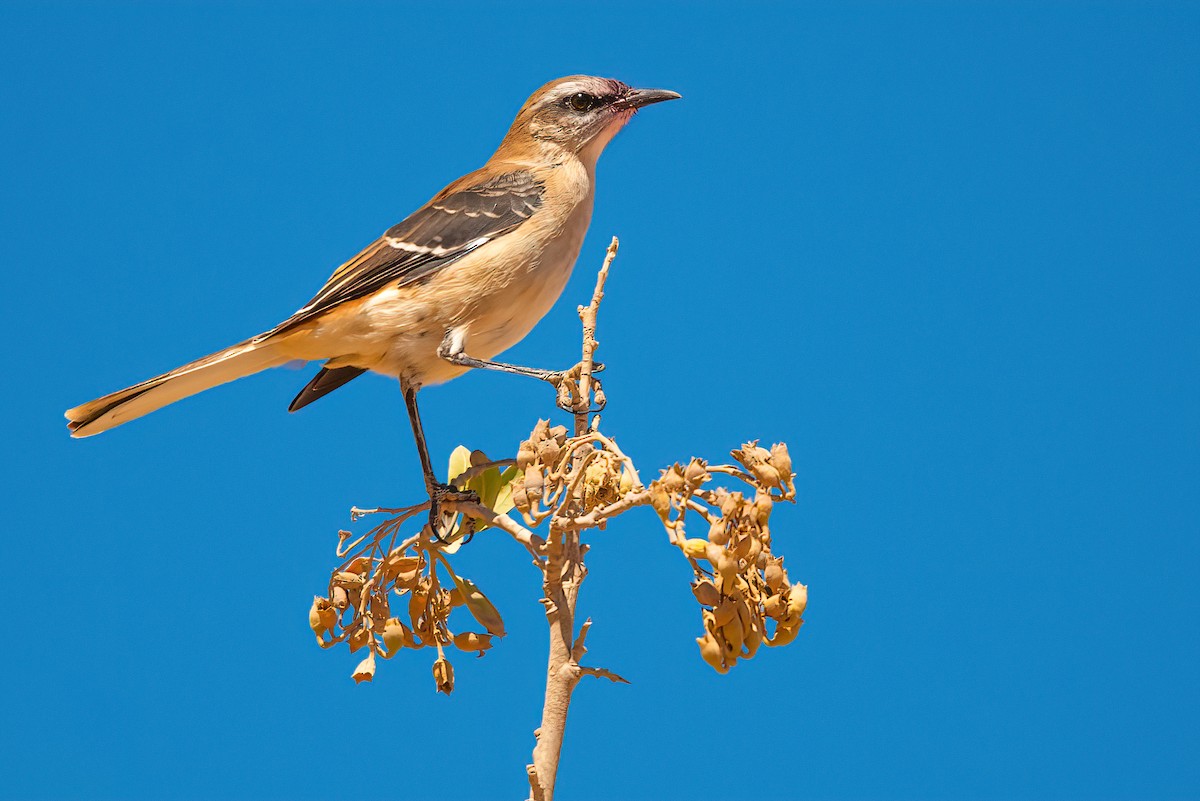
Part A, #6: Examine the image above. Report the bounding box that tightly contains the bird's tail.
[65,335,289,438]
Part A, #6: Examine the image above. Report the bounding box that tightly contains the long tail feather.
[288,365,367,412]
[65,337,288,437]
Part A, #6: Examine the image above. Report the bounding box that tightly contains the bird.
[65,74,680,531]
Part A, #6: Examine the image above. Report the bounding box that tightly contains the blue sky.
[2,2,1197,799]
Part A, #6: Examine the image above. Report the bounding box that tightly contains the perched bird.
[65,75,680,528]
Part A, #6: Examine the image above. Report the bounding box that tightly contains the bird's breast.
[455,167,594,360]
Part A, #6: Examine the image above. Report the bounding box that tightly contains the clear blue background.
[2,3,1197,799]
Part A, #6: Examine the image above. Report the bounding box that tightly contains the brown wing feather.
[264,168,543,339]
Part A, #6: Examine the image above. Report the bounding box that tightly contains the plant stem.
[527,530,583,801]
[526,237,619,801]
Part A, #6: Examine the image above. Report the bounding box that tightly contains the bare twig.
[450,458,517,488]
[578,666,630,684]
[527,237,619,801]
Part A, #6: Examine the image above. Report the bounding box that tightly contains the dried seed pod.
[763,594,786,619]
[351,651,376,684]
[742,616,764,658]
[713,598,738,628]
[768,619,802,647]
[720,612,744,657]
[549,425,568,445]
[682,538,709,559]
[787,583,808,618]
[764,560,788,592]
[719,491,741,519]
[531,419,551,444]
[333,571,365,588]
[684,458,708,487]
[584,460,608,490]
[618,468,634,494]
[648,483,671,518]
[382,618,408,654]
[734,596,754,635]
[704,542,725,566]
[516,441,537,471]
[510,479,530,513]
[661,465,686,494]
[708,518,730,546]
[692,580,721,607]
[309,597,334,638]
[524,464,545,500]
[743,535,763,563]
[752,491,774,526]
[696,633,729,674]
[737,442,772,467]
[331,586,349,610]
[716,552,739,584]
[537,437,562,467]
[750,462,782,490]
[452,632,494,655]
[769,441,793,475]
[433,656,455,694]
[348,626,370,653]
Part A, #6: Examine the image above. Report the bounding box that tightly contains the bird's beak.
[614,88,682,111]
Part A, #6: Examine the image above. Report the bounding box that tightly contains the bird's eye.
[568,92,600,112]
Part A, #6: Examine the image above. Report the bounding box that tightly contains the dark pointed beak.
[614,88,682,111]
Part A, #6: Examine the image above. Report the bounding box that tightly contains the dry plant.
[308,238,807,800]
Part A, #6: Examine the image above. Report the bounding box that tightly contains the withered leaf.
[447,572,506,637]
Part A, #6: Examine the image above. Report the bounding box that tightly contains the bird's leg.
[437,331,605,412]
[402,383,477,541]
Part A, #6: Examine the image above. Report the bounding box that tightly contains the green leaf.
[491,465,520,516]
[447,445,472,484]
[442,447,522,540]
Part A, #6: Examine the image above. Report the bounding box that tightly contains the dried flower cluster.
[647,442,807,673]
[308,455,513,692]
[509,419,641,528]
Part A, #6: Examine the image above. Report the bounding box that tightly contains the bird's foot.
[427,483,481,543]
[545,363,607,414]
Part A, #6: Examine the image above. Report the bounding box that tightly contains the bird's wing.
[267,168,544,335]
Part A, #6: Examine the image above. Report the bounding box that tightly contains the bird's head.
[498,75,680,165]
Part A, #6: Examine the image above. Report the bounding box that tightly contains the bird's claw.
[540,362,606,413]
[427,483,480,543]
